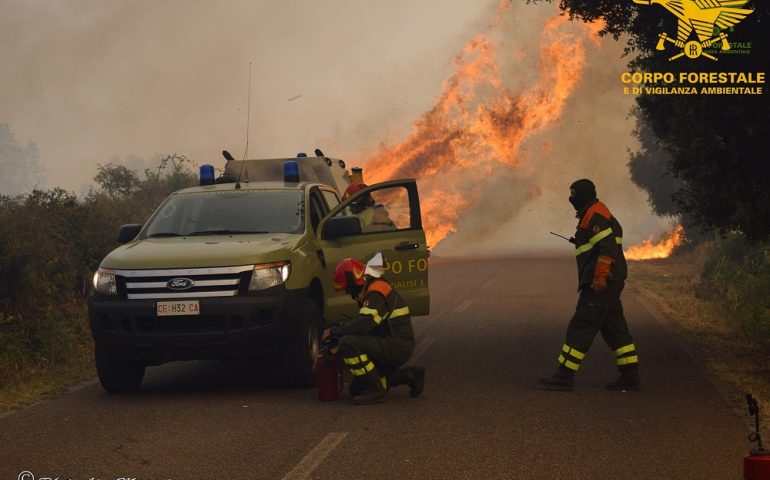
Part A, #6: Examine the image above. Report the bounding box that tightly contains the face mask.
[568,180,596,211]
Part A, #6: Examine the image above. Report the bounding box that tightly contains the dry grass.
[0,346,94,413]
[630,243,770,428]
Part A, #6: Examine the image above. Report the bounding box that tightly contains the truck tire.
[95,348,145,393]
[281,301,321,388]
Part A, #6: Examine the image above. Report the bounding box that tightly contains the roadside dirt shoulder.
[629,250,770,428]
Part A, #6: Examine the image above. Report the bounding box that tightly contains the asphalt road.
[0,256,751,480]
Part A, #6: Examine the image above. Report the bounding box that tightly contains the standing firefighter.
[342,183,396,232]
[324,253,425,405]
[540,179,640,391]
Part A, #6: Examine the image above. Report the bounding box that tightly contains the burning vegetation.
[359,3,603,248]
[625,224,686,260]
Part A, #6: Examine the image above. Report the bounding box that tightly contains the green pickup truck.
[88,155,430,392]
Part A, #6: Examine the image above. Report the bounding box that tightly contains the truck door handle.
[395,242,419,251]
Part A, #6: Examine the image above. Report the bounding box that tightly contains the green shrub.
[701,234,770,340]
[0,155,196,389]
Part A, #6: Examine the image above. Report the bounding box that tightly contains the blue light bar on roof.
[284,161,300,183]
[199,164,215,185]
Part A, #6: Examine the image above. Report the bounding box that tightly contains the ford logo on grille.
[167,278,195,290]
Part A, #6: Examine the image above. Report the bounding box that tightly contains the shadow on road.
[125,359,295,395]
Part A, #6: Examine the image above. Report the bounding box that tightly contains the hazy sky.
[1,1,500,191]
[1,1,672,253]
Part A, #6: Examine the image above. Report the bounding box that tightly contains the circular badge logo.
[684,40,703,59]
[166,278,195,290]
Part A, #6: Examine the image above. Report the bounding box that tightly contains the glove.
[321,336,339,350]
[592,255,613,293]
[329,325,344,338]
[320,330,340,356]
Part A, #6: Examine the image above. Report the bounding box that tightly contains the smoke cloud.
[1,0,670,255]
[1,1,496,191]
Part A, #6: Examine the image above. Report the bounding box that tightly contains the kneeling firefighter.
[323,253,425,405]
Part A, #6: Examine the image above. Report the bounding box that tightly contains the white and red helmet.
[333,258,366,292]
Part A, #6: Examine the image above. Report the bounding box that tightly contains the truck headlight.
[93,268,117,295]
[249,262,291,290]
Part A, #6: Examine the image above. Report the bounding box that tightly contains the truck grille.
[117,265,253,299]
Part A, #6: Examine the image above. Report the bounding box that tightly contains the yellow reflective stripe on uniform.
[561,344,586,360]
[575,227,614,256]
[344,354,369,365]
[359,307,383,324]
[380,377,388,389]
[590,227,613,245]
[376,306,410,324]
[351,361,375,376]
[617,356,639,366]
[614,344,636,357]
[575,243,593,256]
[558,354,580,371]
[616,237,623,245]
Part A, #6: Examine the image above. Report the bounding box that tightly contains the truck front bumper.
[88,287,306,364]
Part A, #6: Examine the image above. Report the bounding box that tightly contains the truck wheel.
[95,348,145,393]
[282,301,321,388]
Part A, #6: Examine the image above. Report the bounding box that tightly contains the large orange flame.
[357,5,602,248]
[625,224,686,260]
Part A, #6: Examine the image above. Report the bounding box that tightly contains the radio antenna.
[235,62,252,189]
[550,231,576,244]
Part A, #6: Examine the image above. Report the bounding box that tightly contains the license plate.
[157,300,200,316]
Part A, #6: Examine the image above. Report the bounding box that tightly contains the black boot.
[606,365,640,390]
[407,367,425,397]
[388,367,425,397]
[349,376,365,397]
[352,370,387,405]
[539,365,575,391]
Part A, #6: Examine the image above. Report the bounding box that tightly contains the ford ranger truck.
[88,156,430,392]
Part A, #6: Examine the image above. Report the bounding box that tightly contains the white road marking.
[454,298,474,314]
[281,432,348,480]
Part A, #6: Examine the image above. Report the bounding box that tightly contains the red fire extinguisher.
[317,351,344,401]
[744,394,770,480]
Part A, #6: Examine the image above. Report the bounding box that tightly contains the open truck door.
[317,179,430,323]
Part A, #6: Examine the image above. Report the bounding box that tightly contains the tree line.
[0,156,196,389]
[550,0,770,339]
[551,0,770,241]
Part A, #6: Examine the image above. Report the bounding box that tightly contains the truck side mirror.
[117,224,142,243]
[322,216,362,240]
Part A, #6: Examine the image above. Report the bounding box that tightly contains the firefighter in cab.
[540,179,640,391]
[323,253,425,405]
[342,183,396,232]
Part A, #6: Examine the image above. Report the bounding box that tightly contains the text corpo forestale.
[621,71,765,85]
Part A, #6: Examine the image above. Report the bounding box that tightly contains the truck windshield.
[144,190,304,237]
